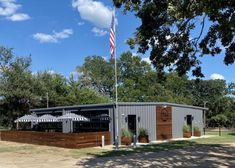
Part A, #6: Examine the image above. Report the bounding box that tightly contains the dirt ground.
[76,143,235,168]
[0,141,234,168]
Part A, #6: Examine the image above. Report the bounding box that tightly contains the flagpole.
[110,7,119,149]
[113,8,119,149]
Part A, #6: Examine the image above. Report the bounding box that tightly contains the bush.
[193,125,200,132]
[121,128,133,138]
[0,125,8,131]
[138,127,148,136]
[183,124,191,132]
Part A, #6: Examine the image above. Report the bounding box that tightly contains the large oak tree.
[113,0,235,77]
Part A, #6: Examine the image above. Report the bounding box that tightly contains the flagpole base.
[115,136,119,150]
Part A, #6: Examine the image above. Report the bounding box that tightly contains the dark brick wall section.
[156,106,173,140]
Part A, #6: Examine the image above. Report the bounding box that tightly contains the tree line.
[0,46,234,128]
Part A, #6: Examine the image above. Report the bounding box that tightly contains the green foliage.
[118,52,153,102]
[32,71,69,107]
[0,46,34,127]
[75,52,235,128]
[211,114,228,127]
[0,47,110,127]
[138,127,148,136]
[0,45,235,129]
[121,128,133,138]
[77,56,114,97]
[113,0,235,78]
[183,124,191,133]
[193,125,200,132]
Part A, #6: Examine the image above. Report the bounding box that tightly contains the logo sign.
[160,108,169,121]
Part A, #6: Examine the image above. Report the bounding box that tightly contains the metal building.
[30,102,207,144]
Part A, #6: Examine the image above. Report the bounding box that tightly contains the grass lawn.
[192,131,235,144]
[0,141,111,158]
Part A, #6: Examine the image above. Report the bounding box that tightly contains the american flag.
[110,12,115,59]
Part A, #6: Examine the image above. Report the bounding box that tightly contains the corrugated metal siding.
[117,104,156,142]
[172,106,203,139]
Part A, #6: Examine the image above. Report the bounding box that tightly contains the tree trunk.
[219,126,221,136]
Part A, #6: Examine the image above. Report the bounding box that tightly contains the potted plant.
[183,124,191,138]
[138,127,149,143]
[121,128,133,146]
[193,125,201,137]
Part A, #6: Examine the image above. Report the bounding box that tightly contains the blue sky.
[0,0,234,82]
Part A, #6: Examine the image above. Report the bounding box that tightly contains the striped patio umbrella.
[57,113,89,122]
[14,114,38,123]
[37,114,58,123]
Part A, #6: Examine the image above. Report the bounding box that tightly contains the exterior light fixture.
[138,116,141,122]
[163,105,167,108]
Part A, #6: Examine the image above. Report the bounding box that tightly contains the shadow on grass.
[86,140,197,158]
[228,132,235,136]
[76,141,235,167]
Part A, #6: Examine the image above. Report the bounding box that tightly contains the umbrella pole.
[16,122,19,130]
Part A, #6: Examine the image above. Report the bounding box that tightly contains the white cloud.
[70,71,83,79]
[102,56,107,61]
[0,0,20,16]
[0,0,30,21]
[77,21,84,26]
[48,70,56,75]
[142,57,151,64]
[70,71,80,76]
[91,27,107,36]
[33,29,73,43]
[53,29,73,39]
[210,73,225,80]
[72,0,113,29]
[7,13,30,21]
[31,71,37,76]
[70,71,78,76]
[33,33,57,43]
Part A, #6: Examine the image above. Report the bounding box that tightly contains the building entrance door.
[128,115,136,135]
[186,115,192,127]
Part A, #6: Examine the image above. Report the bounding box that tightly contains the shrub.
[193,125,200,132]
[121,128,133,138]
[138,127,148,136]
[183,124,191,132]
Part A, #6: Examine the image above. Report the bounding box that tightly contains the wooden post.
[102,135,105,147]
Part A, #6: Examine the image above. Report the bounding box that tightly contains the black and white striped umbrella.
[37,114,58,123]
[57,113,89,122]
[14,114,38,123]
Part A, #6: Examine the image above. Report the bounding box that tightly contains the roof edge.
[30,102,208,112]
